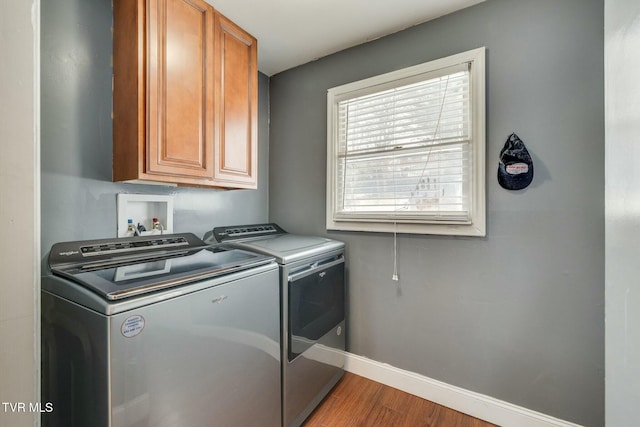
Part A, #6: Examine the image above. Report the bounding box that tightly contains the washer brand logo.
[211,295,228,304]
[59,251,79,256]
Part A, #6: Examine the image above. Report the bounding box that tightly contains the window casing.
[326,47,486,236]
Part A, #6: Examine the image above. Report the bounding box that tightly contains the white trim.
[33,1,42,424]
[344,352,583,427]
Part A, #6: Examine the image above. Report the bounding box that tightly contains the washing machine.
[41,233,281,427]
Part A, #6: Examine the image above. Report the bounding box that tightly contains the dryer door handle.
[287,256,344,282]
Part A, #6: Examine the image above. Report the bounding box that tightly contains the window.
[326,47,485,236]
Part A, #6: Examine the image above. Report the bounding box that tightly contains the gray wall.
[41,0,269,259]
[269,0,604,425]
[605,0,640,425]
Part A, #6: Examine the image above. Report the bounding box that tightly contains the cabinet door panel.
[147,0,214,179]
[215,14,258,188]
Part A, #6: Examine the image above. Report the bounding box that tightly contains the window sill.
[326,218,486,237]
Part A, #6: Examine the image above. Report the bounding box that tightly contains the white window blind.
[336,63,470,222]
[327,48,485,236]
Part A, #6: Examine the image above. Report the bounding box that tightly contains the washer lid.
[47,233,274,300]
[232,234,344,264]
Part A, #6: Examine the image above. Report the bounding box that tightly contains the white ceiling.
[210,0,486,76]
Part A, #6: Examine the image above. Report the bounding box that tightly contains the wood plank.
[303,373,497,427]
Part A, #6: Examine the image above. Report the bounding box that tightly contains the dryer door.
[287,256,345,361]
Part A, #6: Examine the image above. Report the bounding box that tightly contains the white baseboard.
[343,352,583,427]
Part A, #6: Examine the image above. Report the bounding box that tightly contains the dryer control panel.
[212,223,286,242]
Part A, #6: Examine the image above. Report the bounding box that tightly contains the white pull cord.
[392,221,399,281]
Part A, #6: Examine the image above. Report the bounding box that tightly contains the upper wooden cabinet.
[213,13,258,188]
[113,0,258,189]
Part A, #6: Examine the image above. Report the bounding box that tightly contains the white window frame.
[326,47,486,236]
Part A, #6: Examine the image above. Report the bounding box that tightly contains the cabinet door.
[147,0,215,180]
[214,13,258,189]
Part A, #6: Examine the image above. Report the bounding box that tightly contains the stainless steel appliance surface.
[205,224,346,427]
[41,233,281,427]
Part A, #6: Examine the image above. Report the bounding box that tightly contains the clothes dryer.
[206,224,346,427]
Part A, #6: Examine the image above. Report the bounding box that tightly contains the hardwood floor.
[302,373,497,427]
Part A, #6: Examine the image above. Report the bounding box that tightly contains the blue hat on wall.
[498,133,533,190]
